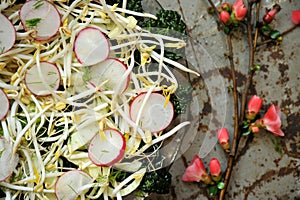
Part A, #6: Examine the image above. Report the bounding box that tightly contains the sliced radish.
[25,61,60,96]
[88,129,126,167]
[0,13,16,54]
[130,93,174,133]
[0,138,19,181]
[0,89,9,121]
[74,27,110,66]
[19,0,61,41]
[55,170,92,200]
[89,58,130,93]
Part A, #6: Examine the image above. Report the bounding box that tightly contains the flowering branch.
[181,0,300,199]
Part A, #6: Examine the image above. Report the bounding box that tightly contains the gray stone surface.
[144,0,300,199]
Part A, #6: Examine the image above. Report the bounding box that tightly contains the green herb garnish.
[25,18,42,27]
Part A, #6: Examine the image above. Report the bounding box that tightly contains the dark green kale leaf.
[138,167,172,194]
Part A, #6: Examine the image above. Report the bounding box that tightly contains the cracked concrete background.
[143,0,300,199]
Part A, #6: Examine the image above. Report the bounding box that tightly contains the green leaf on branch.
[270,30,281,39]
[243,123,250,129]
[224,26,230,34]
[262,24,271,32]
[242,130,251,136]
[209,185,218,196]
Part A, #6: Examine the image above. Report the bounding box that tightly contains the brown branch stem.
[219,1,256,199]
[253,0,261,51]
[239,1,254,125]
[218,34,240,200]
[256,24,298,47]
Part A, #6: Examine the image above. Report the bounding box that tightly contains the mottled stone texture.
[145,0,300,199]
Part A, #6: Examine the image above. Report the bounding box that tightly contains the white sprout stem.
[1,120,10,141]
[0,182,54,193]
[30,124,46,190]
[132,84,156,142]
[135,121,190,155]
[20,149,34,183]
[60,0,83,21]
[111,168,146,195]
[115,103,145,138]
[152,50,200,76]
[13,104,53,154]
[0,81,19,90]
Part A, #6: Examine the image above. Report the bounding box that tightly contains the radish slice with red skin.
[130,92,174,133]
[74,27,110,66]
[89,58,130,94]
[0,89,9,121]
[55,170,93,200]
[0,13,16,54]
[88,129,126,167]
[19,0,61,41]
[0,138,19,181]
[25,61,60,96]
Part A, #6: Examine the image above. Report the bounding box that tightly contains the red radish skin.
[0,13,16,54]
[19,0,61,41]
[24,61,60,96]
[89,58,130,94]
[74,27,110,66]
[0,89,9,121]
[130,92,174,133]
[55,170,92,200]
[88,129,126,167]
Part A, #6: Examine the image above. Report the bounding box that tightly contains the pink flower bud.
[257,105,284,136]
[209,158,221,178]
[263,4,281,24]
[182,155,211,184]
[291,10,300,25]
[233,0,247,21]
[220,11,231,25]
[217,128,230,151]
[249,125,260,133]
[246,95,263,120]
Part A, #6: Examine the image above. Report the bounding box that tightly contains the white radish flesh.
[55,170,92,200]
[130,92,174,133]
[25,61,60,96]
[88,129,126,166]
[0,89,9,121]
[19,0,61,41]
[74,27,110,66]
[0,13,16,54]
[0,138,19,181]
[89,58,130,94]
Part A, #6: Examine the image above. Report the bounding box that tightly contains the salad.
[0,0,199,199]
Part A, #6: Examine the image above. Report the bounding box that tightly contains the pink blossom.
[217,128,230,151]
[220,11,231,25]
[258,105,284,136]
[246,95,263,120]
[182,155,211,184]
[209,158,221,177]
[233,0,248,21]
[291,10,300,25]
[263,5,281,24]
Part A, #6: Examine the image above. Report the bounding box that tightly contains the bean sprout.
[0,0,199,199]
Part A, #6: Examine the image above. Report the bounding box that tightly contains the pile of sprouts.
[0,0,199,199]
